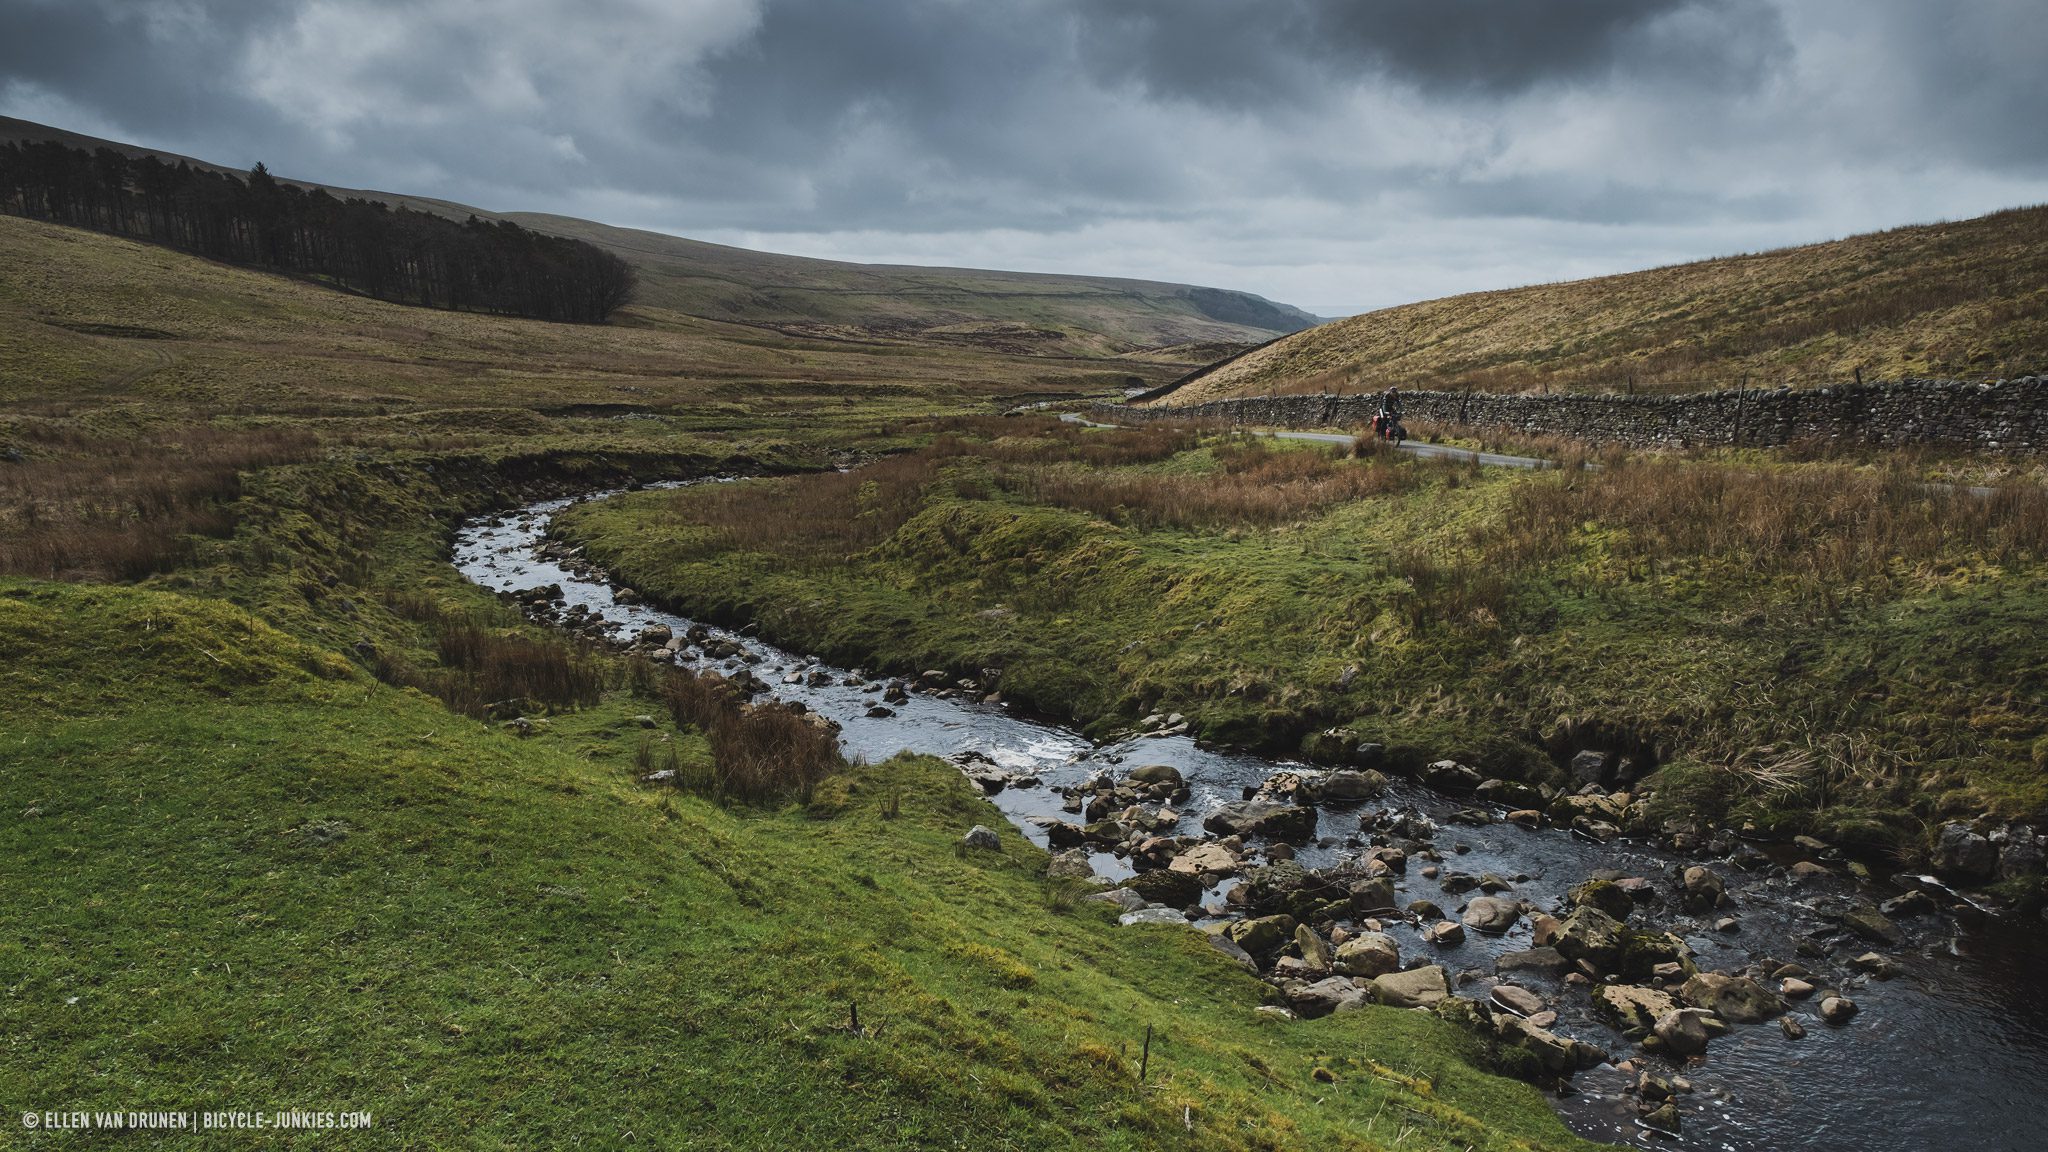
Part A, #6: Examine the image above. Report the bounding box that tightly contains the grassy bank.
[558,419,2048,861]
[0,568,1599,1150]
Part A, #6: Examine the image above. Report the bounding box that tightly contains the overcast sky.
[5,0,2047,314]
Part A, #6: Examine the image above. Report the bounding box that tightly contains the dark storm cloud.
[1072,0,1782,104]
[3,0,2047,308]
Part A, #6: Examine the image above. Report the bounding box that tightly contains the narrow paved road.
[1060,411,1552,469]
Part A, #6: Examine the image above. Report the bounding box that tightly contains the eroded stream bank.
[456,488,2048,1152]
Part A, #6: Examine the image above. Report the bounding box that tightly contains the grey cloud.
[2,0,2046,307]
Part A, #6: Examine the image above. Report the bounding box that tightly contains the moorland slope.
[1155,205,2048,402]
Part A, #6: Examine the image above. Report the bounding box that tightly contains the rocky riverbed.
[457,488,2048,1152]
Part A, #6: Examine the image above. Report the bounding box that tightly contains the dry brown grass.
[658,666,840,804]
[1490,456,2048,600]
[1169,204,2048,402]
[0,421,319,579]
[371,593,607,719]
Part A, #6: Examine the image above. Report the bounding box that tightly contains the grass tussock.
[372,593,606,719]
[0,422,319,580]
[657,666,842,804]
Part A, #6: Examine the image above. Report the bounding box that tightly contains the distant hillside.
[1150,205,2048,404]
[0,117,1316,358]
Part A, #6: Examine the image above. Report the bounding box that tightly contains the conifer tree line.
[0,141,634,323]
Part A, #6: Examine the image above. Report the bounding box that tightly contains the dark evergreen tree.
[0,142,634,323]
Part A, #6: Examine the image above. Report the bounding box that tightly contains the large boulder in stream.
[1333,932,1402,978]
[1678,972,1785,1024]
[1555,906,1627,974]
[1593,985,1680,1034]
[1370,965,1450,1008]
[1319,769,1389,802]
[1204,797,1318,842]
[1567,879,1636,922]
[1654,1008,1715,1057]
[1461,896,1521,935]
[1225,914,1297,958]
[1122,869,1202,909]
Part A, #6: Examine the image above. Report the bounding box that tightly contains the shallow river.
[455,488,2048,1152]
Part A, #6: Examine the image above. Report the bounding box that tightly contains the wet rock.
[1319,768,1389,801]
[962,825,1002,851]
[1334,931,1402,978]
[1203,797,1318,843]
[1595,985,1680,1034]
[1996,825,2044,880]
[1935,822,1997,881]
[1421,760,1483,794]
[865,705,896,719]
[1780,977,1816,999]
[1439,871,1480,894]
[1348,876,1398,913]
[1491,984,1546,1017]
[1678,972,1785,1024]
[1653,1008,1715,1057]
[1478,872,1515,893]
[1042,820,1088,849]
[1462,896,1521,935]
[1127,763,1183,787]
[1371,965,1450,1008]
[1567,750,1611,788]
[1088,888,1149,913]
[1836,903,1899,944]
[1167,840,1238,879]
[1496,947,1569,974]
[1407,898,1446,921]
[1046,848,1096,881]
[1289,976,1367,1017]
[1641,1101,1682,1134]
[1425,920,1467,947]
[1294,924,1335,971]
[1680,865,1729,912]
[636,623,672,645]
[1820,995,1859,1025]
[1123,869,1202,908]
[1572,817,1621,843]
[1495,1014,1594,1076]
[1476,778,1544,809]
[1781,1015,1806,1039]
[1226,914,1297,958]
[1714,917,1740,934]
[1790,860,1833,881]
[1529,913,1564,948]
[1881,889,1938,918]
[1851,952,1906,980]
[1205,931,1259,973]
[1556,906,1626,974]
[1568,879,1636,922]
[1507,809,1543,829]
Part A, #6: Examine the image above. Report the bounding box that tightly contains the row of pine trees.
[0,141,634,323]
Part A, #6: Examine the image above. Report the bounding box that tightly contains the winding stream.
[455,486,2048,1152]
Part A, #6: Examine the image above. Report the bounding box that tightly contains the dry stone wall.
[1107,376,2048,454]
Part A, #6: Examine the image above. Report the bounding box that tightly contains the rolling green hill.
[0,116,1317,360]
[1151,205,2048,404]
